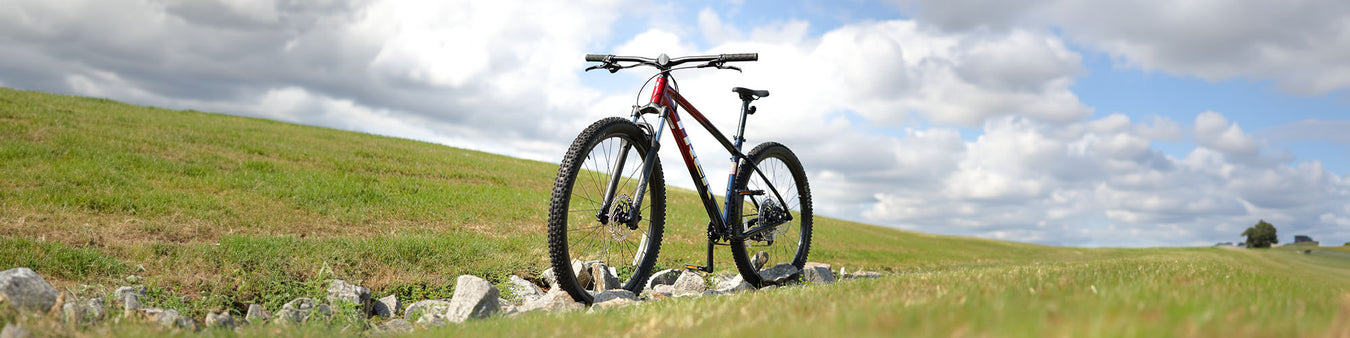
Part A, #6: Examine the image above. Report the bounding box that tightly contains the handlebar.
[584,53,757,73]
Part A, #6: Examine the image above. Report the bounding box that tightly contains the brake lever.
[585,63,623,73]
[699,61,742,72]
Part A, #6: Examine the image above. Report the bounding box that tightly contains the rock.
[541,268,558,288]
[372,294,399,319]
[444,275,500,323]
[147,308,198,331]
[0,324,30,338]
[645,269,680,290]
[403,300,451,322]
[650,284,675,294]
[61,297,104,325]
[590,290,636,304]
[714,274,755,293]
[838,266,847,278]
[757,263,801,285]
[518,289,584,313]
[0,268,60,314]
[275,298,329,324]
[497,297,519,316]
[670,271,706,295]
[124,275,144,284]
[804,262,831,270]
[571,260,595,290]
[123,293,142,315]
[758,285,778,292]
[61,302,80,323]
[326,280,372,315]
[204,311,236,329]
[245,304,271,324]
[508,275,544,302]
[591,263,621,292]
[851,271,882,279]
[752,251,769,270]
[803,266,835,284]
[588,297,637,311]
[701,290,722,297]
[84,298,106,322]
[114,286,146,304]
[376,318,414,333]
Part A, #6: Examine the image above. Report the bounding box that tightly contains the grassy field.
[2,87,1349,336]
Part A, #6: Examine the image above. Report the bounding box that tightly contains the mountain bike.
[546,53,813,303]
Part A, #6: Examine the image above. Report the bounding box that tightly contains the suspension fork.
[594,105,667,227]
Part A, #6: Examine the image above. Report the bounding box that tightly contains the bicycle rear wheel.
[730,142,812,287]
[547,117,665,304]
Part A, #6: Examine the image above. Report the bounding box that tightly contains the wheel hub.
[751,198,788,242]
[607,194,634,241]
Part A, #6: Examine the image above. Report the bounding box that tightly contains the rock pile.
[0,259,886,334]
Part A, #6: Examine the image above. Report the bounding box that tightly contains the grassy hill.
[2,87,1348,336]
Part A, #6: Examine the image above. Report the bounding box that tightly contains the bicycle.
[546,53,813,304]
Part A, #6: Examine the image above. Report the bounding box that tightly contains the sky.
[2,0,1349,247]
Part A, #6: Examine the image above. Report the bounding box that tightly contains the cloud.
[1263,119,1350,144]
[1193,111,1260,156]
[853,112,1350,246]
[899,0,1350,95]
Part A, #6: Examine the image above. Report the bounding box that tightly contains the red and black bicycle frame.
[598,72,791,272]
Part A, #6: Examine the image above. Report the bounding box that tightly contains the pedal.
[684,264,712,272]
[737,189,764,196]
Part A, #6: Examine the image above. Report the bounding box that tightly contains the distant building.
[1292,235,1319,246]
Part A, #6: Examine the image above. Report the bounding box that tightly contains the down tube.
[656,82,726,230]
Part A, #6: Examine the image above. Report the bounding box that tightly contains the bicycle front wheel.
[547,117,665,304]
[730,142,812,287]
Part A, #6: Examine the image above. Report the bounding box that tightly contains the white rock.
[714,274,755,293]
[245,304,271,324]
[0,268,59,314]
[204,311,236,329]
[803,266,835,284]
[376,318,414,332]
[591,263,621,292]
[670,271,706,295]
[403,300,451,322]
[508,275,544,302]
[326,280,371,315]
[590,290,636,304]
[518,289,584,313]
[0,323,30,338]
[275,298,329,324]
[644,269,680,291]
[444,275,500,323]
[757,263,801,285]
[372,294,399,318]
[751,251,769,270]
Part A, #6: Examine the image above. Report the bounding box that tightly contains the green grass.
[2,87,1349,336]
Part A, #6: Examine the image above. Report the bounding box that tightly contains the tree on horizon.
[1242,220,1278,248]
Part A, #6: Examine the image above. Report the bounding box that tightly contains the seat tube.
[721,99,753,225]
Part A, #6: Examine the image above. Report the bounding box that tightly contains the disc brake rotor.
[607,194,633,241]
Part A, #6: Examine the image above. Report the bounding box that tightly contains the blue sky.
[2,0,1348,247]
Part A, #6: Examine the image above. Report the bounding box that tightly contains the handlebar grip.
[585,54,610,62]
[721,53,758,62]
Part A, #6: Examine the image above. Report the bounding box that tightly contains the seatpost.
[733,99,752,153]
